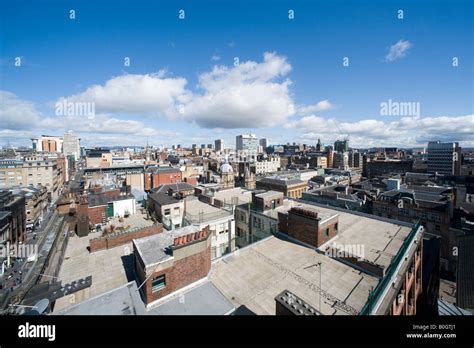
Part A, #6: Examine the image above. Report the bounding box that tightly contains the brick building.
[144,167,182,192]
[278,206,339,248]
[364,159,413,179]
[88,192,136,226]
[0,190,26,244]
[372,185,455,274]
[133,225,211,306]
[256,177,306,199]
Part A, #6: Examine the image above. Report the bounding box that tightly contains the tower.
[220,156,235,189]
[244,164,256,189]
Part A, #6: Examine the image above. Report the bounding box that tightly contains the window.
[435,225,440,231]
[164,208,171,215]
[211,246,217,259]
[151,274,166,292]
[334,223,338,231]
[323,228,329,237]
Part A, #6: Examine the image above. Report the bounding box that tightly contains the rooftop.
[184,198,233,223]
[133,225,200,267]
[211,187,253,204]
[210,236,379,315]
[152,182,195,194]
[53,232,134,312]
[88,193,134,207]
[254,190,283,200]
[258,177,306,187]
[150,280,235,315]
[255,199,337,224]
[318,214,411,271]
[148,192,182,206]
[55,282,147,315]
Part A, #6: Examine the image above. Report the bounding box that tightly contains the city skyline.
[1,0,473,149]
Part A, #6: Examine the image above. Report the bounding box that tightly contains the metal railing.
[359,220,421,315]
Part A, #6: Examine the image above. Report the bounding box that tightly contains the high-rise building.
[215,139,224,152]
[236,134,259,155]
[333,152,349,170]
[316,138,324,152]
[31,135,63,153]
[427,141,461,175]
[334,140,349,153]
[62,130,81,160]
[348,151,363,168]
[325,145,334,168]
[259,138,268,150]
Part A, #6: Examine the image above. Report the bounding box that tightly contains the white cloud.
[0,91,181,147]
[56,52,295,129]
[298,100,334,114]
[211,54,221,61]
[181,52,294,128]
[385,39,413,62]
[0,91,41,129]
[285,114,474,147]
[58,71,190,117]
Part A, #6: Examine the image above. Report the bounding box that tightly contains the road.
[0,206,60,311]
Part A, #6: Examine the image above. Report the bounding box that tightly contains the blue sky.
[1,0,473,148]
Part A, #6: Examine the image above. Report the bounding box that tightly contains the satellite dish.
[33,298,49,314]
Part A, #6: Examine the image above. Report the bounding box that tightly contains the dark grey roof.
[0,210,11,220]
[153,182,195,194]
[380,189,401,197]
[148,192,181,206]
[150,281,234,315]
[88,193,134,207]
[414,192,447,203]
[407,185,452,194]
[457,235,474,310]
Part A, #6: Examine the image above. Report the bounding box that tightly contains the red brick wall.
[317,223,337,247]
[89,223,163,252]
[141,239,211,304]
[283,210,337,248]
[90,238,107,251]
[144,172,152,191]
[278,212,289,234]
[198,194,213,205]
[88,206,106,225]
[184,176,198,186]
[153,171,182,187]
[288,213,319,247]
